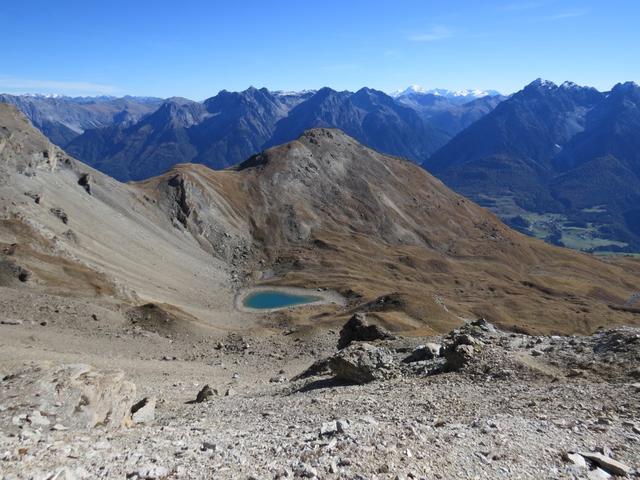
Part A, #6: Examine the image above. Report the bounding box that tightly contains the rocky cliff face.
[0,103,240,322]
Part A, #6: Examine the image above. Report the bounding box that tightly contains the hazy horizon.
[3,78,640,102]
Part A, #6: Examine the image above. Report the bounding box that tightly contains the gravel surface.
[1,313,639,480]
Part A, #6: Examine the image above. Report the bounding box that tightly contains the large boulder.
[0,363,137,430]
[328,342,396,383]
[441,320,489,372]
[337,313,394,349]
[443,344,477,371]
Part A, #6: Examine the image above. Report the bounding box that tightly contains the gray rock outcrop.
[328,342,396,383]
[0,363,137,430]
[337,313,394,349]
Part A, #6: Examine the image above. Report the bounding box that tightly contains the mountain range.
[425,79,640,253]
[391,85,501,102]
[1,87,502,181]
[3,79,640,254]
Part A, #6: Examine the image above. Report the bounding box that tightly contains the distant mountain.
[395,91,505,136]
[0,94,163,146]
[66,98,207,181]
[66,87,301,180]
[391,85,501,103]
[265,87,449,161]
[66,87,457,181]
[271,89,317,105]
[190,87,300,169]
[425,79,640,252]
[5,86,505,182]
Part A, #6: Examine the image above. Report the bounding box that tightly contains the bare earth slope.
[0,103,243,328]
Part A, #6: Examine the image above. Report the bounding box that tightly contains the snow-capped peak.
[272,89,316,97]
[391,85,500,99]
[390,85,428,97]
[560,81,580,90]
[22,93,65,99]
[527,78,557,89]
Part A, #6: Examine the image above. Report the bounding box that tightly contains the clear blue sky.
[1,0,638,99]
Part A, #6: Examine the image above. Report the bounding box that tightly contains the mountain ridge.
[390,85,502,100]
[64,87,465,181]
[2,84,507,181]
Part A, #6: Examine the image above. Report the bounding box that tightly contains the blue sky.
[1,0,638,99]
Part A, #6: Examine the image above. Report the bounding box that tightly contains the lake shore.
[235,286,346,313]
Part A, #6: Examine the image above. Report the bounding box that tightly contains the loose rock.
[130,397,156,424]
[403,343,441,363]
[577,452,632,476]
[0,363,136,430]
[337,312,394,349]
[195,385,215,403]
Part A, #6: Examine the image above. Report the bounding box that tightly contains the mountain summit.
[138,127,640,334]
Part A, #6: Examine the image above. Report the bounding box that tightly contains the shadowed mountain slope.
[0,94,163,146]
[64,87,454,181]
[425,80,640,253]
[65,88,311,180]
[395,91,505,137]
[64,98,208,181]
[265,87,449,161]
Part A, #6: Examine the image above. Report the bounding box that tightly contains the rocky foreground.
[1,316,639,480]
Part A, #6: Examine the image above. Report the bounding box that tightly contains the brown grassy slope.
[142,129,640,335]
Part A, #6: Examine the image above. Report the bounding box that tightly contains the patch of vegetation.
[476,193,637,253]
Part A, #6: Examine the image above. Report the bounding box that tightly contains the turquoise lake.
[243,290,321,309]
